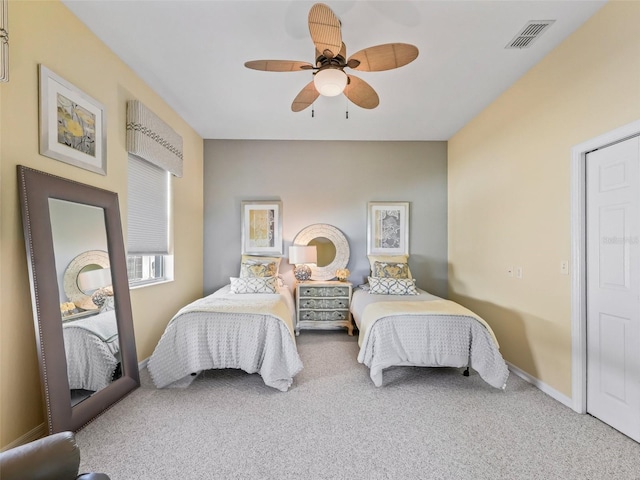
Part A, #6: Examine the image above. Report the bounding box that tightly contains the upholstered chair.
[0,431,110,480]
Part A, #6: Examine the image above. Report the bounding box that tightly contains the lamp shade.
[288,245,317,265]
[313,68,348,97]
[77,267,112,292]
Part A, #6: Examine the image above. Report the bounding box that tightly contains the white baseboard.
[1,423,47,452]
[507,362,573,409]
[139,357,149,370]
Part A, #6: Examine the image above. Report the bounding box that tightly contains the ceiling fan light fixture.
[314,68,347,97]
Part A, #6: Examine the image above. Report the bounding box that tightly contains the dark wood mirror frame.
[17,165,139,434]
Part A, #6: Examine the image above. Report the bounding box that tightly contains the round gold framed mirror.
[292,224,349,281]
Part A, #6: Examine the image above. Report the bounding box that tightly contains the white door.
[586,135,640,442]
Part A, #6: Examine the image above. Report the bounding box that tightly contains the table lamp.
[288,245,317,281]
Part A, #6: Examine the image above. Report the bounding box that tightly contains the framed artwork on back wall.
[367,201,410,255]
[241,200,283,256]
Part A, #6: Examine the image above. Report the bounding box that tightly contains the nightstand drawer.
[299,309,349,321]
[299,286,350,298]
[299,298,349,310]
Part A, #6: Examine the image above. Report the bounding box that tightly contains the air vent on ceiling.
[505,20,555,49]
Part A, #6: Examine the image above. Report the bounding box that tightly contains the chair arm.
[0,431,80,480]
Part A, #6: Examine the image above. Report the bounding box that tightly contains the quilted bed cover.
[63,310,120,391]
[148,284,303,392]
[351,288,509,389]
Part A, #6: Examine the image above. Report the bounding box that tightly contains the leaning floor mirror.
[18,165,139,434]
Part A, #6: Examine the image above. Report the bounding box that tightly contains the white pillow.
[230,276,278,294]
[368,276,418,295]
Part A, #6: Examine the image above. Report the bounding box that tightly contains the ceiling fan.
[244,3,419,112]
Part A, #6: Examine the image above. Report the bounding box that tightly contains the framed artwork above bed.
[241,200,283,255]
[367,202,409,255]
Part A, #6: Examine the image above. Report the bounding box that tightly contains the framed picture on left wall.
[0,0,8,82]
[39,65,107,175]
[241,201,283,256]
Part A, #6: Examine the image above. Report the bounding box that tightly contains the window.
[126,254,164,283]
[125,100,183,287]
[127,154,173,287]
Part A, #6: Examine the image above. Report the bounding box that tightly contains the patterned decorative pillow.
[373,261,410,279]
[368,276,418,295]
[367,254,412,279]
[240,260,277,278]
[240,255,282,277]
[230,276,278,294]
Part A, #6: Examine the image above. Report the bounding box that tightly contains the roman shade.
[126,100,183,177]
[127,156,169,254]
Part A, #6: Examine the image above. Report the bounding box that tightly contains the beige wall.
[448,1,640,397]
[0,1,204,448]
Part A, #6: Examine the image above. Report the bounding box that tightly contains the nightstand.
[61,308,100,323]
[295,281,353,335]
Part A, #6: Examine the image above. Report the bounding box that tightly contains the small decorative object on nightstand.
[335,268,350,282]
[295,280,353,335]
[289,245,317,282]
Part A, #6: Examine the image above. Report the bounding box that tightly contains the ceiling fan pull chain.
[345,90,349,119]
[311,103,315,118]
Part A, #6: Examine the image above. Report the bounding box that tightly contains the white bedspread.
[148,284,303,392]
[351,288,509,389]
[63,310,120,391]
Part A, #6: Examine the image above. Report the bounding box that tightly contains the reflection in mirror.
[308,237,336,267]
[77,264,106,293]
[50,200,121,407]
[62,249,110,311]
[18,166,139,434]
[293,224,350,281]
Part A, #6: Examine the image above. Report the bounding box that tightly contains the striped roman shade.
[126,100,183,177]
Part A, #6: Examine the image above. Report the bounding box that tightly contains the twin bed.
[350,254,508,389]
[351,286,508,389]
[148,256,303,392]
[63,309,120,392]
[147,254,508,392]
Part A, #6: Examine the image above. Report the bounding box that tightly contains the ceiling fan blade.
[291,81,320,112]
[347,43,419,72]
[308,3,342,59]
[244,60,314,72]
[344,75,379,109]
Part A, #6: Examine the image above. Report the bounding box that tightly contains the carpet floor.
[76,331,640,479]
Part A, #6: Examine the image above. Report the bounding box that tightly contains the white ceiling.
[62,0,606,141]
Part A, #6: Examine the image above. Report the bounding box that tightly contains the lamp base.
[293,264,312,282]
[91,286,114,310]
